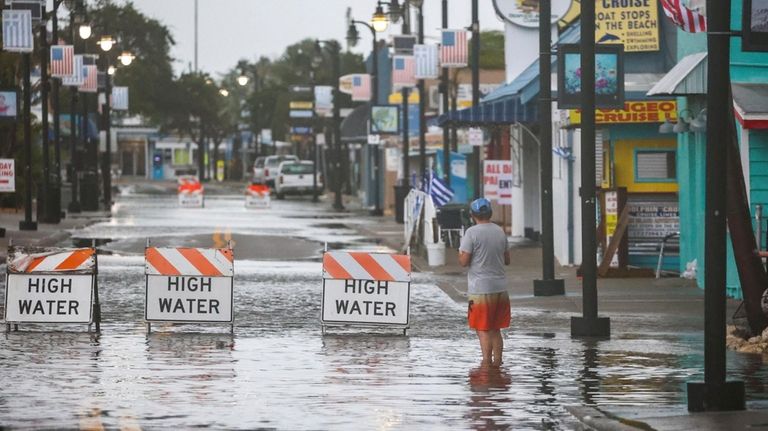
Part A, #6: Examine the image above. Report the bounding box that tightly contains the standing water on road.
[1,191,767,429]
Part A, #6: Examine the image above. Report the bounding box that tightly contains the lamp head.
[346,23,360,47]
[659,118,675,134]
[371,4,389,32]
[78,23,92,40]
[673,118,690,133]
[409,0,424,8]
[219,88,230,97]
[97,35,115,52]
[690,109,707,132]
[118,51,135,66]
[107,65,116,75]
[388,0,402,22]
[237,73,249,87]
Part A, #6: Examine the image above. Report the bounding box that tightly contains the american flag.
[660,0,707,32]
[50,45,75,78]
[414,44,439,79]
[111,86,129,110]
[62,55,84,86]
[2,10,34,53]
[79,65,98,93]
[351,74,371,102]
[392,55,416,88]
[440,30,468,68]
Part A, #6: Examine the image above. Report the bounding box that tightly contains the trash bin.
[36,180,61,223]
[394,185,409,224]
[79,171,100,211]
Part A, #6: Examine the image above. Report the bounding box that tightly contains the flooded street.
[2,192,767,430]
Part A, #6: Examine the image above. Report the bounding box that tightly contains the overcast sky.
[123,0,505,77]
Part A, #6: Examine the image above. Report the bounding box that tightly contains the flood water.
[1,193,767,430]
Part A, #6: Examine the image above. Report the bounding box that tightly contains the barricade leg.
[146,323,151,334]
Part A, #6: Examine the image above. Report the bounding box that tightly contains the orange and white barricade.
[178,176,204,208]
[4,246,100,331]
[144,244,234,332]
[245,183,270,209]
[320,250,411,333]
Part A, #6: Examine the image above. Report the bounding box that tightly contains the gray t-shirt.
[459,222,509,294]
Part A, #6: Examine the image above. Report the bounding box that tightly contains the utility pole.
[101,55,113,209]
[39,6,52,223]
[68,3,81,214]
[533,0,564,296]
[686,0,745,412]
[570,0,609,338]
[471,0,480,199]
[20,51,37,231]
[417,4,427,187]
[331,41,344,211]
[50,0,63,223]
[441,0,450,186]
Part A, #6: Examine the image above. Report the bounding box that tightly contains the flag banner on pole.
[314,85,333,116]
[2,10,34,52]
[440,29,468,68]
[62,54,84,86]
[50,45,75,78]
[82,54,97,65]
[111,86,129,110]
[351,74,371,102]
[392,55,416,88]
[427,171,454,207]
[79,65,98,93]
[414,44,439,79]
[660,0,706,32]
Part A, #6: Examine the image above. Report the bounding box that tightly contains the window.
[636,150,676,182]
[281,163,314,175]
[173,148,190,165]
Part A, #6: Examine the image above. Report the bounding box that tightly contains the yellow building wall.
[613,139,679,193]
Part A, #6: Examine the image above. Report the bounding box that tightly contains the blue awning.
[436,96,536,126]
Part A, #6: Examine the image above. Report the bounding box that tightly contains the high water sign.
[321,251,411,329]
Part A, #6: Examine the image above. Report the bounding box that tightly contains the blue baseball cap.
[470,198,492,215]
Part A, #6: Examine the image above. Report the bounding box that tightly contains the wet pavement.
[1,187,767,429]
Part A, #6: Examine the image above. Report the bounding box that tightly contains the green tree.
[475,30,505,70]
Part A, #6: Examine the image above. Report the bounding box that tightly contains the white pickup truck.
[274,161,322,199]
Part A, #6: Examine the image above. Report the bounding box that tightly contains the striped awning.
[436,97,536,126]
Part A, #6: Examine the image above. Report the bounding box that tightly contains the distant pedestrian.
[459,198,511,367]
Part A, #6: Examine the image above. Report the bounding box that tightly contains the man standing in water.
[459,198,511,366]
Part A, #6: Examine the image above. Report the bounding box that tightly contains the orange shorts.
[468,292,511,331]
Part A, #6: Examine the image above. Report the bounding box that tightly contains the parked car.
[274,161,322,199]
[252,156,266,183]
[263,155,299,187]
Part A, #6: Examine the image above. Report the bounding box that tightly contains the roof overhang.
[733,83,768,130]
[647,52,707,96]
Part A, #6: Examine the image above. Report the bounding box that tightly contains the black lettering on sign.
[27,278,73,294]
[343,280,390,295]
[18,300,80,315]
[335,300,397,316]
[158,298,221,314]
[167,277,212,292]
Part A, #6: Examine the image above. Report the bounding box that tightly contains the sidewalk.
[341,200,768,431]
[0,208,109,260]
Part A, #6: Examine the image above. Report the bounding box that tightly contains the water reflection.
[579,341,600,406]
[466,365,512,430]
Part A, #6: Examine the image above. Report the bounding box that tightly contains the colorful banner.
[596,0,660,52]
[483,160,513,205]
[568,101,678,125]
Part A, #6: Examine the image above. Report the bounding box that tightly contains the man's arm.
[504,250,511,266]
[459,250,471,267]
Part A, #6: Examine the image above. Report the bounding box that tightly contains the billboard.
[557,44,625,109]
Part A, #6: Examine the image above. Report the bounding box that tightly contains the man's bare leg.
[491,330,503,366]
[476,330,493,365]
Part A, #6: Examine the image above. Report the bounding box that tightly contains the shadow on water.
[465,366,513,430]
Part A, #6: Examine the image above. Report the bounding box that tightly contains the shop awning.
[436,96,536,126]
[646,52,707,96]
[733,83,768,130]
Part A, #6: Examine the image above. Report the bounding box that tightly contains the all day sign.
[0,159,15,192]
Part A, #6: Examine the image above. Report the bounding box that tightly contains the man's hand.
[459,251,471,267]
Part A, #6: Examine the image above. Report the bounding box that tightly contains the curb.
[566,406,653,431]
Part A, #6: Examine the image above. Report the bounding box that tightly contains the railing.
[656,232,681,279]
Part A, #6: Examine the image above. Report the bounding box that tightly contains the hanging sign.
[557,44,625,109]
[743,0,768,52]
[4,247,97,324]
[596,0,660,52]
[483,160,513,205]
[321,251,411,328]
[468,128,484,147]
[604,191,620,268]
[144,246,234,325]
[492,0,574,28]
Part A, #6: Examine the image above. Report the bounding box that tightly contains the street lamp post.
[471,0,480,199]
[415,1,427,188]
[98,35,115,210]
[68,2,82,214]
[39,5,53,223]
[350,17,383,215]
[441,0,450,186]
